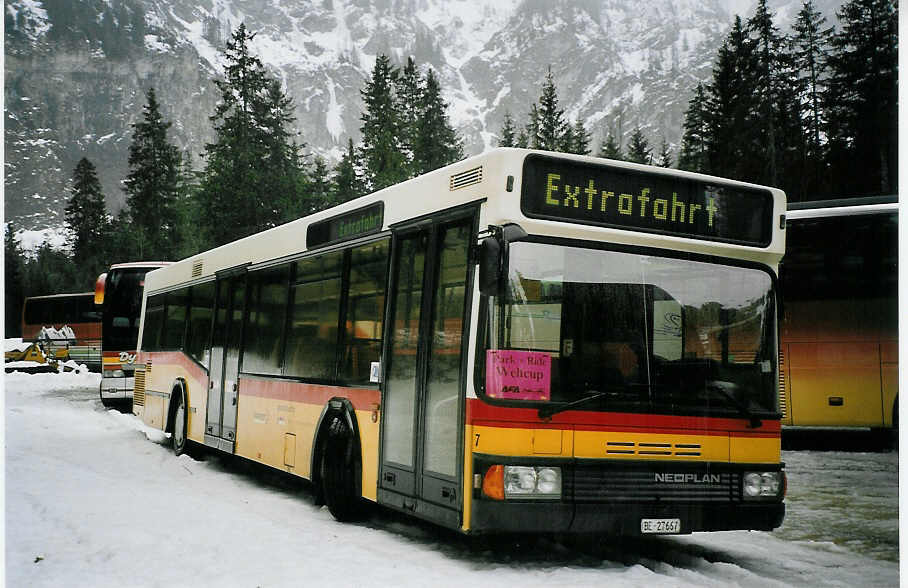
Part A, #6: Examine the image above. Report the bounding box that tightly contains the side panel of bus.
[138,239,391,501]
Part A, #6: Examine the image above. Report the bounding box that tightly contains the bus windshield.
[482,241,778,417]
[102,268,147,351]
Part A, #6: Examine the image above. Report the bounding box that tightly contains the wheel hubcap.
[175,402,185,446]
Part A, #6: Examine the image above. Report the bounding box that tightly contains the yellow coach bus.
[134,148,786,535]
[779,197,898,436]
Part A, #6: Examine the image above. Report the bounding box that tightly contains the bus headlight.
[743,471,784,499]
[503,466,562,499]
[103,369,125,379]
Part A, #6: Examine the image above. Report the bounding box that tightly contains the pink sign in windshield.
[486,350,552,401]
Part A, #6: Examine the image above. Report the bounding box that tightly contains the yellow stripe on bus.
[471,425,779,464]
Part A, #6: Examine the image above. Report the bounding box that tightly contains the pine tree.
[360,54,407,191]
[705,17,758,181]
[563,119,591,155]
[413,68,462,175]
[302,156,334,214]
[65,158,110,269]
[522,104,540,149]
[657,138,673,168]
[625,127,652,165]
[123,87,181,260]
[197,24,305,246]
[748,0,803,191]
[792,1,835,196]
[825,0,898,195]
[173,151,206,259]
[333,138,365,204]
[678,83,711,172]
[536,67,567,151]
[396,57,422,173]
[257,78,306,224]
[498,111,518,147]
[597,132,623,160]
[5,222,25,337]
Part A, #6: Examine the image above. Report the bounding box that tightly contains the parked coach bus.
[134,148,787,535]
[779,197,898,437]
[21,292,102,370]
[96,262,170,408]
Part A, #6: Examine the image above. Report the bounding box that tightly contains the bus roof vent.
[450,166,482,191]
[191,260,203,279]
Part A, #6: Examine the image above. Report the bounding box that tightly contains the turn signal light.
[482,465,505,500]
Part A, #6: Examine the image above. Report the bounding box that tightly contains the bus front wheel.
[319,414,364,522]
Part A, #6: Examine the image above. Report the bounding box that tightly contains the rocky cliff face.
[4,0,844,231]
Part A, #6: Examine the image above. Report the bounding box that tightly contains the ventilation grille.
[778,348,787,418]
[191,261,203,278]
[134,369,146,407]
[572,467,741,503]
[605,441,702,457]
[450,166,482,191]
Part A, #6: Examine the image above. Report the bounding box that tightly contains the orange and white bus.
[21,292,102,370]
[134,148,786,535]
[96,262,170,407]
[779,197,898,436]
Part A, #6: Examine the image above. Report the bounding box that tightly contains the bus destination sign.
[520,155,774,246]
[307,202,384,248]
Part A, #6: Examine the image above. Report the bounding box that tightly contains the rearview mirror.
[477,223,528,297]
[478,237,501,296]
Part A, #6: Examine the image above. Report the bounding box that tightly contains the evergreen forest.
[5,0,897,336]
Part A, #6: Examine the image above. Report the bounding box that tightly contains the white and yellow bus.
[779,197,898,436]
[134,148,787,535]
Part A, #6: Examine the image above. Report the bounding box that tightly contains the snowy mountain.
[4,0,845,232]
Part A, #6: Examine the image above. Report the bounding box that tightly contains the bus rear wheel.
[319,415,364,522]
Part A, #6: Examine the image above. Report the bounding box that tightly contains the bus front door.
[380,215,473,528]
[205,274,246,452]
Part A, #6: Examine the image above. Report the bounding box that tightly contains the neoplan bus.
[135,149,786,535]
[96,262,170,407]
[779,197,898,436]
[21,292,102,370]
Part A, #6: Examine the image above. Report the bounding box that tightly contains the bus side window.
[142,294,166,352]
[243,265,291,376]
[284,251,344,381]
[340,240,389,385]
[163,288,190,350]
[186,281,215,368]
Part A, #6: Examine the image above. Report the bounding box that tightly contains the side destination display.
[307,202,384,248]
[520,154,774,247]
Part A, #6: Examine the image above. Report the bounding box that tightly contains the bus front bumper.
[100,376,134,401]
[470,500,785,535]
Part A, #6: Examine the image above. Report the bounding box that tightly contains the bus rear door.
[205,271,247,452]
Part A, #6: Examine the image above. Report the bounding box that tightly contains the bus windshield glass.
[102,268,147,351]
[482,241,778,417]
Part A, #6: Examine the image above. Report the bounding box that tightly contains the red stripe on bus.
[466,398,780,436]
[140,351,207,381]
[239,377,379,411]
[142,351,380,411]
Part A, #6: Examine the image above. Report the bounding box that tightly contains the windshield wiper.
[707,381,762,428]
[538,390,611,420]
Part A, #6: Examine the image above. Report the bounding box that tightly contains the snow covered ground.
[4,370,900,587]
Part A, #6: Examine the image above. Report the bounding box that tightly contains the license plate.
[640,518,681,534]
